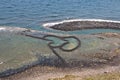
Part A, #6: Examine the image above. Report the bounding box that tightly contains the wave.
[0,26,63,36]
[0,27,6,31]
[0,26,28,32]
[42,19,120,27]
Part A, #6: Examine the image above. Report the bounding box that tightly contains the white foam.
[0,27,6,31]
[0,27,28,32]
[42,19,120,27]
[0,26,60,35]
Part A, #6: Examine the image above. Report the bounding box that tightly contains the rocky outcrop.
[48,21,120,31]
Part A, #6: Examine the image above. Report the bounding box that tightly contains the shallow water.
[0,31,56,73]
[45,28,120,35]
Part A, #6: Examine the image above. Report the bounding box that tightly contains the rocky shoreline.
[44,20,120,31]
[0,20,120,79]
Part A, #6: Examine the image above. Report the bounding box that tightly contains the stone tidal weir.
[0,19,120,77]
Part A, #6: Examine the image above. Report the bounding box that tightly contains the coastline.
[0,19,120,79]
[43,19,120,31]
[1,64,120,80]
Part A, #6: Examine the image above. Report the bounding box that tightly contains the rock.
[0,26,120,77]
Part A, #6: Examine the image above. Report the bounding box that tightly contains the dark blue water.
[0,0,120,31]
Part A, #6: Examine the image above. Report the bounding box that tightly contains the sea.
[0,0,120,32]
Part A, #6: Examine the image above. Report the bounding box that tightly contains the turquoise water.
[44,29,120,35]
[0,0,120,31]
[66,29,120,34]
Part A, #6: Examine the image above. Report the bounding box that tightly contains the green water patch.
[44,35,80,51]
[45,29,120,35]
[61,37,80,51]
[0,31,57,76]
[44,36,66,47]
[66,29,120,34]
